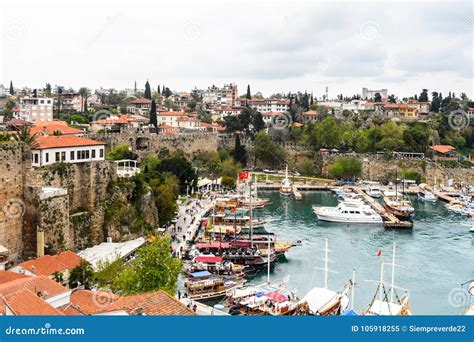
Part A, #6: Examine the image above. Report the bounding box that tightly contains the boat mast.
[390,242,396,303]
[267,235,271,284]
[379,257,384,304]
[249,176,253,248]
[351,268,356,311]
[324,239,329,289]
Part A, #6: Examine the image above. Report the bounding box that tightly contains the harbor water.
[248,191,474,314]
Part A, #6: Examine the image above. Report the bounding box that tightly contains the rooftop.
[16,251,83,276]
[33,135,105,150]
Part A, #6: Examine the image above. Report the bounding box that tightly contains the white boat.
[279,165,292,197]
[366,186,382,198]
[313,201,383,224]
[382,191,414,220]
[417,190,437,202]
[445,202,468,215]
[300,239,352,315]
[365,242,412,316]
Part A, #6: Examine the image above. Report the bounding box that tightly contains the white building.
[235,98,290,113]
[18,97,54,122]
[31,135,106,167]
[362,88,388,100]
[127,98,152,115]
[202,83,238,106]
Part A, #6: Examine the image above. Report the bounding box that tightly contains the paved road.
[169,197,213,259]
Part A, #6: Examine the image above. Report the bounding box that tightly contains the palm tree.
[14,126,39,148]
[78,87,91,113]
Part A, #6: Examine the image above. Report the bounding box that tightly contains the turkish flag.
[377,249,382,257]
[238,171,249,180]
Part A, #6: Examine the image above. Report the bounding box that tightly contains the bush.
[329,157,362,180]
[107,144,137,161]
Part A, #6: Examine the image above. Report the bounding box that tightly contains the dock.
[292,185,302,200]
[350,186,413,229]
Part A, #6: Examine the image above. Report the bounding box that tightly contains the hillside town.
[0,80,473,316]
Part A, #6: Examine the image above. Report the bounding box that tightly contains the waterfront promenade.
[170,196,213,259]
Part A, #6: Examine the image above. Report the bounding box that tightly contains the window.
[86,150,90,159]
[45,153,49,163]
[70,151,75,160]
[47,100,51,104]
[55,152,60,162]
[100,149,104,158]
[61,151,66,161]
[40,100,44,104]
[92,149,96,158]
[34,154,38,164]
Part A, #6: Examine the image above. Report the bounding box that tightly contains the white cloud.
[0,1,472,98]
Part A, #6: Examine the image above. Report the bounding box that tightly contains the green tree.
[14,126,39,148]
[157,153,197,193]
[94,258,125,290]
[373,92,382,102]
[246,85,251,99]
[253,111,266,133]
[107,145,137,160]
[78,87,91,113]
[317,117,341,148]
[329,157,362,179]
[419,89,429,102]
[149,174,180,225]
[44,83,52,96]
[253,131,286,167]
[299,159,316,176]
[71,114,88,124]
[221,175,236,189]
[2,99,16,119]
[403,123,430,152]
[9,81,14,95]
[149,100,157,128]
[69,261,94,289]
[232,135,247,166]
[431,92,441,113]
[376,121,406,151]
[144,81,152,99]
[113,237,182,295]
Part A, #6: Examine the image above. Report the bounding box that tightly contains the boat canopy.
[196,242,231,249]
[302,287,338,313]
[264,291,289,303]
[194,256,223,263]
[190,271,213,278]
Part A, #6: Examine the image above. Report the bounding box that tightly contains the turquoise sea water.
[249,191,474,314]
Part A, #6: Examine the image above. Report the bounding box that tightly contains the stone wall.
[89,129,221,158]
[0,143,30,263]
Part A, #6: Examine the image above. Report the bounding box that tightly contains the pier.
[350,186,413,229]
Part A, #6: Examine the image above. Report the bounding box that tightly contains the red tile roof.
[157,111,189,116]
[430,145,456,154]
[129,98,152,105]
[16,251,83,276]
[34,135,105,150]
[91,118,129,125]
[0,275,69,298]
[3,289,64,315]
[302,110,318,116]
[0,270,29,285]
[30,121,84,136]
[70,290,195,316]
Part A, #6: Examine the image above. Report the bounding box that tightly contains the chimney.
[37,229,45,257]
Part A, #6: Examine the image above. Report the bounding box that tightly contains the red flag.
[377,249,382,257]
[230,208,235,214]
[238,171,249,180]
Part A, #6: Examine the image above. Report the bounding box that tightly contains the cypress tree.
[149,100,157,128]
[232,134,247,166]
[246,85,251,99]
[157,85,161,95]
[9,81,14,95]
[144,80,152,99]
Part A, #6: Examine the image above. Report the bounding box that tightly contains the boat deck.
[349,186,413,229]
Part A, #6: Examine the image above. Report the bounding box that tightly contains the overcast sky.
[1,0,472,98]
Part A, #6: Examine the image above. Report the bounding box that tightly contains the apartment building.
[18,97,54,122]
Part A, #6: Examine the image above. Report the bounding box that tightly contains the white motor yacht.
[417,190,437,203]
[313,201,382,224]
[366,186,382,198]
